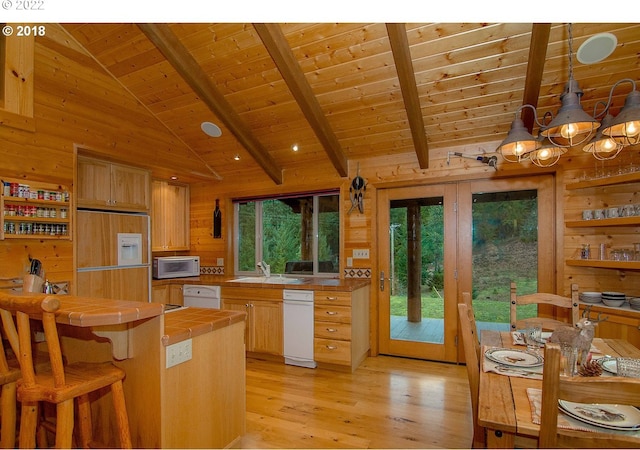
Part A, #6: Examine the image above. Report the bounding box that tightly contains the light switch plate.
[346,257,353,267]
[166,339,192,368]
[217,257,224,266]
[353,249,370,259]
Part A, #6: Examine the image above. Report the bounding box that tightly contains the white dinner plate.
[598,356,617,374]
[558,400,640,430]
[484,348,543,367]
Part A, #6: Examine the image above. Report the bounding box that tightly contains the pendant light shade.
[601,86,640,146]
[497,117,539,162]
[539,88,600,147]
[528,139,567,167]
[582,113,624,160]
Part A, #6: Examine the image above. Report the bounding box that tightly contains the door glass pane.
[237,201,256,272]
[389,197,444,344]
[471,189,538,332]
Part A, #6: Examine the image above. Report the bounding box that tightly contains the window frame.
[233,190,340,278]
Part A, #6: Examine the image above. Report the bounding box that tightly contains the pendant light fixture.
[582,113,624,160]
[497,23,640,167]
[600,79,640,146]
[539,24,599,148]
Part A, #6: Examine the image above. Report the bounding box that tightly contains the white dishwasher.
[183,284,221,309]
[283,289,316,368]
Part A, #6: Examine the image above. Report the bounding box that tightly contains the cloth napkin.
[526,388,640,436]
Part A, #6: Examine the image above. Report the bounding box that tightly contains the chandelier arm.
[598,78,637,119]
[515,104,546,129]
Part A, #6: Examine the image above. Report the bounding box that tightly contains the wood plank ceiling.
[61,22,640,184]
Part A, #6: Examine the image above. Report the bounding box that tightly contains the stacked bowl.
[579,292,602,304]
[601,291,626,307]
[629,297,640,311]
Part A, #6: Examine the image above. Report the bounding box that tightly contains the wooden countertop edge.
[161,308,247,346]
[55,297,164,327]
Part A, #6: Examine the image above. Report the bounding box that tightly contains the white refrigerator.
[76,210,151,302]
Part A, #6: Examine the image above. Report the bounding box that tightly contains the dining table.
[477,329,640,448]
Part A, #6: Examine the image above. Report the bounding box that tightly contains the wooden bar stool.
[0,292,132,449]
[0,336,21,448]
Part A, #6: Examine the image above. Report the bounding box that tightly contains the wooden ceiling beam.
[253,23,348,178]
[138,23,283,185]
[521,23,551,132]
[386,23,429,169]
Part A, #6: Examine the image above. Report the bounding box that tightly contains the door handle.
[380,271,385,291]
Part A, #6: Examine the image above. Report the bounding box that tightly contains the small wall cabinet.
[77,156,150,212]
[151,180,190,251]
[1,177,71,240]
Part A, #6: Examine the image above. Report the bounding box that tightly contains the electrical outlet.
[216,257,224,266]
[353,249,370,259]
[166,339,192,368]
[346,257,353,267]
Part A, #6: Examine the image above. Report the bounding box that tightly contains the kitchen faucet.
[257,261,271,278]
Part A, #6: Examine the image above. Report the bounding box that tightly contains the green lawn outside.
[390,295,536,323]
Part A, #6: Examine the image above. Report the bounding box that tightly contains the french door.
[377,175,555,362]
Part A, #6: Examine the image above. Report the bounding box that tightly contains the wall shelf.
[1,178,71,240]
[566,259,640,270]
[566,172,640,190]
[565,217,640,228]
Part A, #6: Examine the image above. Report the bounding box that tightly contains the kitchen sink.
[229,276,303,284]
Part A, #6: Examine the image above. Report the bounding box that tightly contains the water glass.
[616,357,640,378]
[523,326,542,354]
[560,343,578,376]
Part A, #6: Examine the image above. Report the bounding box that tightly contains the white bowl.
[602,291,625,298]
[602,298,625,307]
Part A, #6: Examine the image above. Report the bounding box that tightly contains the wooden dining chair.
[539,342,640,448]
[0,292,132,449]
[458,295,485,448]
[510,282,579,331]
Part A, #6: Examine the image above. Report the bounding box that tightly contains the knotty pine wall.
[0,25,197,286]
[1,24,639,304]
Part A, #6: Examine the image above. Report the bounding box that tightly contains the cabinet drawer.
[315,305,351,323]
[314,321,351,340]
[314,338,351,364]
[314,291,351,307]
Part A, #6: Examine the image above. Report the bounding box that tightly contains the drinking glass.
[560,343,578,376]
[616,357,640,378]
[523,326,542,354]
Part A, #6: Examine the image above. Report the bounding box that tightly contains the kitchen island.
[50,295,246,448]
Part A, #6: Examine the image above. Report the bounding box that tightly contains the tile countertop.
[162,308,246,346]
[152,275,371,291]
[55,295,164,327]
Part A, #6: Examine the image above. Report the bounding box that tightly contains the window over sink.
[234,191,340,276]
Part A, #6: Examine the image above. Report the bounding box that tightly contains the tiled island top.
[162,307,246,346]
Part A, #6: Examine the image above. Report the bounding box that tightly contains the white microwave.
[153,256,200,279]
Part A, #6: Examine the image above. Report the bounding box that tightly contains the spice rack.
[1,178,71,240]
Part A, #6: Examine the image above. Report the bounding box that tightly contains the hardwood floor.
[235,355,473,449]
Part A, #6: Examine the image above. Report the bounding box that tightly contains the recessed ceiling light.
[577,33,617,65]
[201,121,222,137]
[234,154,240,161]
[291,144,299,152]
[170,176,178,180]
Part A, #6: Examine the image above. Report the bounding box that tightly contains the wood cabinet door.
[222,299,250,349]
[251,300,283,355]
[77,156,112,208]
[151,181,189,251]
[111,163,150,212]
[151,285,169,303]
[76,266,150,302]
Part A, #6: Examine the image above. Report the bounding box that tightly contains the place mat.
[527,388,640,436]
